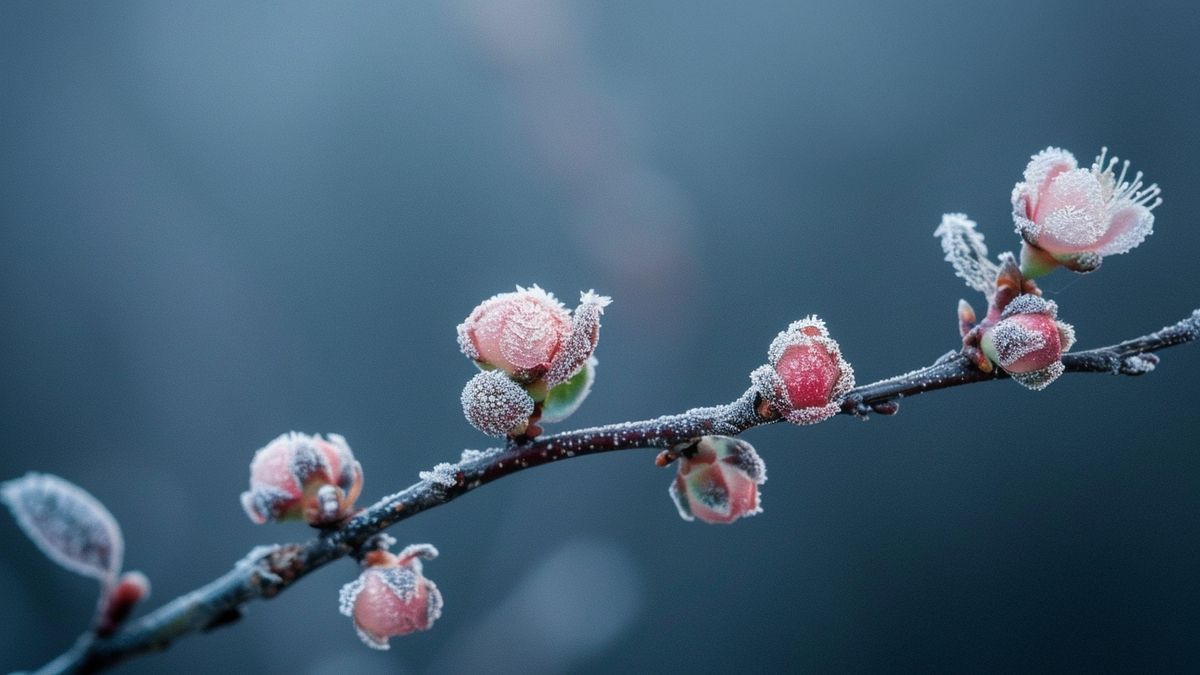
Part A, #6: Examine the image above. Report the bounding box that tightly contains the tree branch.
[37,308,1200,674]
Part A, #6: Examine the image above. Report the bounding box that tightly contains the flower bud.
[980,294,1076,390]
[457,285,610,387]
[669,436,766,524]
[96,570,151,636]
[751,316,855,424]
[241,432,363,526]
[460,370,536,437]
[1012,147,1161,275]
[339,543,443,649]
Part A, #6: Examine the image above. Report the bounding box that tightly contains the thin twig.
[35,308,1200,674]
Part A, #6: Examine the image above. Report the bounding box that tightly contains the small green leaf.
[540,358,596,423]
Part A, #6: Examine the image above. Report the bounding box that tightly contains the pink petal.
[1095,203,1154,256]
[1022,147,1077,218]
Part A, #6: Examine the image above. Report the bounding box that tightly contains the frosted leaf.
[1010,361,1064,390]
[419,463,458,488]
[934,213,1000,296]
[545,291,611,387]
[461,370,535,437]
[2,472,123,584]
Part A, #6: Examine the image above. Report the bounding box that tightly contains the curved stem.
[38,308,1200,674]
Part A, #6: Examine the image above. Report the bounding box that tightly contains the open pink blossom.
[339,543,443,649]
[1012,147,1161,273]
[751,316,855,425]
[981,294,1076,390]
[457,285,611,387]
[669,436,766,525]
[241,432,363,526]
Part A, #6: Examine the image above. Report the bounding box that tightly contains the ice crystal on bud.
[1013,147,1161,273]
[241,432,363,526]
[461,370,535,437]
[752,316,855,424]
[669,436,766,524]
[935,213,1001,296]
[2,472,123,584]
[339,543,443,649]
[981,294,1074,390]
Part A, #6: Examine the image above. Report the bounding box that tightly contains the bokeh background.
[3,1,1200,672]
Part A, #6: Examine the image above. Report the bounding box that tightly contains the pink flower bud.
[669,436,766,524]
[241,432,363,526]
[457,285,610,386]
[751,316,855,425]
[1012,147,1161,273]
[980,294,1076,390]
[460,370,536,437]
[339,543,443,649]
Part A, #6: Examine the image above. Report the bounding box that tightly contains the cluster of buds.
[666,436,766,525]
[751,316,855,424]
[339,542,443,649]
[241,432,363,527]
[938,145,1159,389]
[1013,147,1161,276]
[457,285,610,437]
[239,434,445,649]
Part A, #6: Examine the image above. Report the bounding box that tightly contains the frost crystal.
[1,472,124,584]
[935,213,1000,296]
[461,370,535,437]
[419,463,459,488]
[459,447,501,465]
[1001,294,1056,319]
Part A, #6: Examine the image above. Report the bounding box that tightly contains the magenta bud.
[241,432,364,526]
[980,294,1076,390]
[669,436,767,525]
[1012,147,1161,275]
[339,544,443,649]
[751,316,855,425]
[456,285,610,387]
[461,370,536,437]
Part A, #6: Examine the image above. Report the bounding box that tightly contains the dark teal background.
[3,1,1199,672]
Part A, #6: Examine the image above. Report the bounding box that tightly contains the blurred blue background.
[3,1,1200,672]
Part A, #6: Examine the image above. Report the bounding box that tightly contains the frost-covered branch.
[32,307,1200,674]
